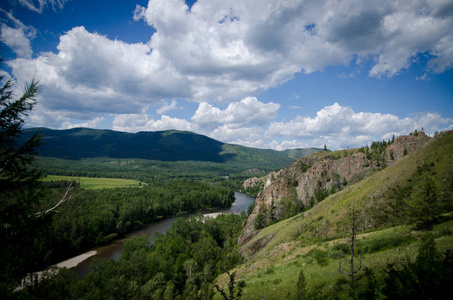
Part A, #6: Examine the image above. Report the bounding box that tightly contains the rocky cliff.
[238,131,431,244]
[384,130,430,164]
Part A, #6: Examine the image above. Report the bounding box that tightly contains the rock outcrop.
[384,131,430,164]
[238,131,430,244]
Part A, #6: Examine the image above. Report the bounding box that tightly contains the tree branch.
[33,181,74,218]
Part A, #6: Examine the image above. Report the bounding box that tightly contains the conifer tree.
[0,64,44,295]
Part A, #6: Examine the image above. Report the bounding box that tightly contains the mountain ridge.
[21,127,322,164]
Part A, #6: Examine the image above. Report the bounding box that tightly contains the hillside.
[239,131,431,243]
[21,128,319,167]
[220,130,453,298]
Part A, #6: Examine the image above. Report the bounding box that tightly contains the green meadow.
[40,175,142,189]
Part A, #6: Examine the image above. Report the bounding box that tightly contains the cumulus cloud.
[8,26,191,117]
[4,0,453,121]
[113,114,195,133]
[192,97,279,129]
[1,25,33,58]
[110,100,453,150]
[0,10,37,58]
[266,103,453,149]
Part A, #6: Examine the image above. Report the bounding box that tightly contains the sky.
[1,0,452,150]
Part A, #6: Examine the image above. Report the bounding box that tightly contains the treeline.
[35,157,254,189]
[35,180,235,268]
[357,135,396,167]
[18,213,246,299]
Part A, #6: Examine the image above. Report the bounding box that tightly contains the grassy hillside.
[219,217,453,299]
[217,130,453,298]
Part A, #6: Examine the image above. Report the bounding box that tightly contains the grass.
[215,217,453,299]
[40,175,142,189]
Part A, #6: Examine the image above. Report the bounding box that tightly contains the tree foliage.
[407,176,441,228]
[0,68,44,295]
[18,213,247,299]
[381,233,452,299]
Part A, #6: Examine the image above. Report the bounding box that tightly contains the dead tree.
[33,180,76,218]
[339,199,362,297]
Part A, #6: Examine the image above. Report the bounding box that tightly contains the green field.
[40,175,142,189]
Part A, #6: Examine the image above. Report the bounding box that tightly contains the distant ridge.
[21,127,322,163]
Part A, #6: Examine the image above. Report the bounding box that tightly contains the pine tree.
[407,176,440,228]
[296,269,307,299]
[0,65,45,295]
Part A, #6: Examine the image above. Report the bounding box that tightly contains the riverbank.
[19,192,254,287]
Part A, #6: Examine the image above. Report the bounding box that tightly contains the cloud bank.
[110,100,452,150]
[2,0,452,150]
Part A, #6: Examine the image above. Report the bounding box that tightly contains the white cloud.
[192,97,279,129]
[18,0,67,13]
[265,103,453,149]
[157,100,181,114]
[143,115,194,132]
[113,114,195,133]
[3,0,452,151]
[8,26,191,117]
[209,124,264,145]
[0,10,37,58]
[60,116,104,130]
[108,99,453,150]
[133,4,147,21]
[1,24,33,58]
[112,114,149,133]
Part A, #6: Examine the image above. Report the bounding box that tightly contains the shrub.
[304,248,329,266]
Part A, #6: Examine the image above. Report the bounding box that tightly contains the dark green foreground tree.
[0,62,44,296]
[382,233,452,299]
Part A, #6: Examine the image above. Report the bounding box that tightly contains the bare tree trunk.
[33,181,75,218]
[339,199,362,298]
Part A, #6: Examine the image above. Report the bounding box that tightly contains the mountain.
[223,130,453,298]
[20,127,320,165]
[239,130,432,243]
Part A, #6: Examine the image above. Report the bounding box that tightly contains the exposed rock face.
[242,177,265,189]
[238,132,430,244]
[243,168,266,175]
[385,131,430,164]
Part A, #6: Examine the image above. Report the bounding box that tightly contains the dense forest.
[34,180,235,267]
[18,213,247,299]
[35,156,254,187]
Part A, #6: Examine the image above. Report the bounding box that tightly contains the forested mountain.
[20,127,321,164]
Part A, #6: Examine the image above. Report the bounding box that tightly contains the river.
[61,191,254,277]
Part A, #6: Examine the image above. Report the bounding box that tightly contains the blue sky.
[1,0,452,150]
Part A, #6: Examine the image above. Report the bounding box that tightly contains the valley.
[4,128,453,299]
